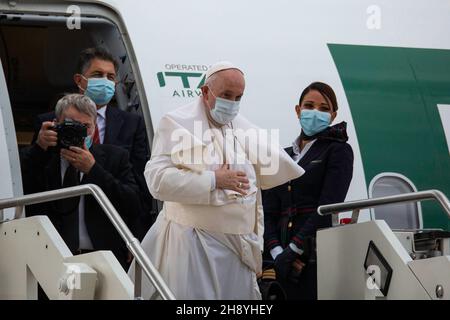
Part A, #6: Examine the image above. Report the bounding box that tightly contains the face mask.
[300,109,331,136]
[208,88,240,125]
[80,76,115,106]
[84,135,93,149]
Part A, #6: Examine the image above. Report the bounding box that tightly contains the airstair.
[316,190,450,299]
[0,184,175,300]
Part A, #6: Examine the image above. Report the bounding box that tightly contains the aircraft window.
[369,173,423,230]
[0,14,144,149]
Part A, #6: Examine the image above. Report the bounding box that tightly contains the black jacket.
[20,143,140,267]
[263,123,354,253]
[33,107,154,240]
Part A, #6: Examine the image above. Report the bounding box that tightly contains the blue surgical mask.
[81,76,115,106]
[300,109,331,136]
[84,135,93,149]
[208,88,240,125]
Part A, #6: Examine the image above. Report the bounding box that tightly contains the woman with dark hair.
[262,82,354,299]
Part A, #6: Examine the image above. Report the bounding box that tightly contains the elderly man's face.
[58,106,96,136]
[202,69,245,111]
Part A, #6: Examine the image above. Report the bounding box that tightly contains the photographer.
[32,47,154,242]
[20,93,140,268]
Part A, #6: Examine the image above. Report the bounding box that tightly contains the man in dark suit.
[22,94,140,268]
[32,47,155,241]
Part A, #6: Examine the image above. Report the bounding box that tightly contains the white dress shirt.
[60,158,94,250]
[291,135,316,163]
[96,105,107,144]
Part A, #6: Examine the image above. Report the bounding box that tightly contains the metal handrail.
[0,184,175,300]
[318,190,450,222]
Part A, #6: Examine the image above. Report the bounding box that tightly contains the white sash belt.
[164,200,256,235]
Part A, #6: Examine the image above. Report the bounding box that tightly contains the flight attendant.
[263,82,354,299]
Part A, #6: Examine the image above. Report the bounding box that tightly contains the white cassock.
[128,98,304,300]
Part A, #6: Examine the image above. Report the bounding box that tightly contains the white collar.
[97,105,107,118]
[292,135,316,156]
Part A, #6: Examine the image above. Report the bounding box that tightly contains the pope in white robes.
[129,62,304,299]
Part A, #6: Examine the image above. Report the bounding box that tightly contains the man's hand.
[36,121,57,151]
[127,251,133,264]
[60,145,95,174]
[214,163,250,195]
[292,259,306,274]
[274,246,301,281]
[289,258,306,283]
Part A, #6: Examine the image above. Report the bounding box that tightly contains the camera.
[52,119,87,149]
